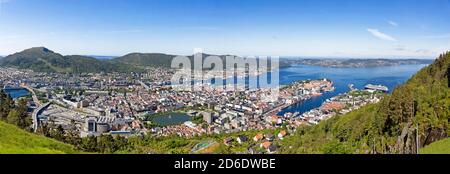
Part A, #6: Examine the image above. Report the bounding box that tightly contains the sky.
[0,0,449,58]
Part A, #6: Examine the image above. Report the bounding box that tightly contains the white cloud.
[392,45,437,57]
[421,33,450,39]
[0,34,26,40]
[388,21,398,27]
[107,29,144,34]
[394,45,408,51]
[179,26,221,31]
[0,0,11,17]
[367,28,397,41]
[415,49,432,54]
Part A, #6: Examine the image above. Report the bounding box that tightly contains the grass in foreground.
[420,138,450,154]
[0,121,79,154]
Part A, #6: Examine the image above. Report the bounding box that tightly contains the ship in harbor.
[364,84,389,93]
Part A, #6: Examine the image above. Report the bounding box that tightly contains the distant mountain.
[0,47,244,72]
[281,51,450,154]
[0,47,142,73]
[88,55,118,60]
[282,58,434,68]
[113,53,177,67]
[113,52,235,68]
[2,47,432,73]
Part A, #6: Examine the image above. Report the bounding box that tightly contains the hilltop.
[0,47,435,72]
[113,52,235,68]
[281,51,449,154]
[0,47,238,72]
[0,47,143,73]
[113,53,177,67]
[0,121,79,154]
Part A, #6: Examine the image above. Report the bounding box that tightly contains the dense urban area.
[0,62,389,153]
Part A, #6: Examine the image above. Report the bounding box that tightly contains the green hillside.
[114,53,236,68]
[113,53,177,68]
[1,47,279,71]
[420,138,450,154]
[0,121,78,154]
[0,47,143,73]
[281,52,450,154]
[0,47,236,71]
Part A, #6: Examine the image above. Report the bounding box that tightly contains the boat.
[365,84,389,92]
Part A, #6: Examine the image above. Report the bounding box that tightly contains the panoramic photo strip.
[0,0,448,172]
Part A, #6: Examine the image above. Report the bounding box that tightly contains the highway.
[32,102,50,132]
[20,84,42,107]
[20,84,45,132]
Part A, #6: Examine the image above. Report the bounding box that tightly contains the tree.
[81,136,98,152]
[16,99,31,129]
[36,123,51,137]
[65,120,82,146]
[0,92,14,121]
[50,125,66,142]
[115,136,129,152]
[97,134,117,153]
[6,99,31,129]
[6,109,20,126]
[0,90,6,121]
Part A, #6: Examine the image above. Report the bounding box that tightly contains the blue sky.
[0,0,449,58]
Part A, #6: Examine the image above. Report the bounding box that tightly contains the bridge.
[32,102,50,132]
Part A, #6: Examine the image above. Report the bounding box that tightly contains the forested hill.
[3,47,432,72]
[0,47,237,72]
[113,53,235,68]
[281,51,450,154]
[113,53,177,67]
[0,47,143,73]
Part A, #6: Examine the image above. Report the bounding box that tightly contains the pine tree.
[6,109,20,126]
[81,136,98,152]
[97,134,117,153]
[36,122,51,137]
[0,92,14,121]
[50,125,66,142]
[0,90,6,121]
[16,99,31,129]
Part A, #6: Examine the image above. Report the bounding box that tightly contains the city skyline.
[0,0,449,58]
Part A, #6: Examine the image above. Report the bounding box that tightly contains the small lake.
[4,88,31,99]
[150,112,191,126]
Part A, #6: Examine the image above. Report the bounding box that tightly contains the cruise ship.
[364,84,389,93]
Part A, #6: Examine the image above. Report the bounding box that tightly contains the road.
[20,84,42,107]
[137,80,151,90]
[32,102,50,132]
